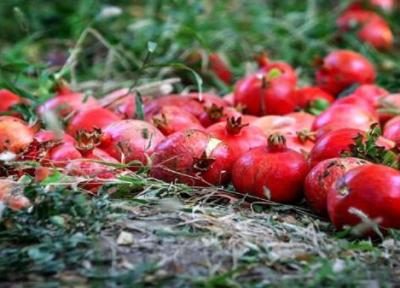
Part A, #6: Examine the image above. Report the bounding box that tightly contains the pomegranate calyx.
[152,113,168,129]
[226,117,248,135]
[205,104,224,121]
[267,134,287,151]
[193,151,216,172]
[296,129,316,143]
[75,128,102,154]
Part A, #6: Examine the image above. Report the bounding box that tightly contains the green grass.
[1,0,400,286]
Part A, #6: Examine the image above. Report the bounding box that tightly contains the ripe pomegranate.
[150,129,234,186]
[0,116,34,154]
[208,53,232,84]
[328,164,400,235]
[234,72,296,116]
[309,128,393,167]
[287,112,316,132]
[337,10,380,30]
[378,94,400,123]
[144,95,204,119]
[251,115,299,137]
[0,179,31,210]
[346,0,395,12]
[66,107,121,136]
[198,104,241,127]
[384,116,400,146]
[0,89,22,112]
[100,120,164,167]
[100,88,137,119]
[260,61,298,86]
[187,92,228,109]
[312,104,378,135]
[305,157,369,216]
[232,134,309,203]
[351,84,388,107]
[207,117,267,161]
[332,95,377,117]
[359,18,393,50]
[149,105,203,135]
[284,131,315,157]
[316,50,375,95]
[296,86,334,111]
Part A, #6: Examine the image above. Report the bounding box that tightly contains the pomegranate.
[223,93,234,106]
[332,95,377,117]
[208,53,232,84]
[351,84,388,107]
[198,104,241,127]
[234,72,296,116]
[260,61,298,86]
[312,104,378,135]
[0,116,34,154]
[305,157,369,216]
[316,50,375,95]
[150,105,203,135]
[296,86,334,111]
[66,107,121,136]
[384,116,400,146]
[378,94,400,123]
[328,164,400,235]
[187,92,228,109]
[100,120,164,167]
[150,129,234,186]
[100,88,137,119]
[232,134,309,203]
[207,117,267,161]
[284,131,315,156]
[0,89,22,112]
[144,95,204,119]
[359,17,393,50]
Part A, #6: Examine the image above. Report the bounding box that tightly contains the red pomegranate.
[150,129,234,186]
[232,134,309,203]
[383,116,400,146]
[312,104,378,135]
[0,89,22,113]
[208,53,232,84]
[100,88,137,119]
[260,61,298,86]
[359,17,393,50]
[144,95,204,119]
[198,105,241,127]
[332,95,377,117]
[150,105,204,135]
[351,84,388,107]
[378,94,400,123]
[305,157,369,216]
[66,107,121,136]
[316,50,375,95]
[0,116,34,154]
[100,120,164,167]
[207,117,267,161]
[296,86,334,111]
[328,164,400,235]
[233,71,296,116]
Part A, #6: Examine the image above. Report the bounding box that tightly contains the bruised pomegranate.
[383,116,400,146]
[150,105,203,135]
[305,157,369,216]
[100,120,164,167]
[0,89,22,113]
[295,86,334,111]
[150,129,233,186]
[232,134,309,203]
[309,128,393,167]
[328,164,400,235]
[66,107,121,136]
[0,116,34,153]
[207,117,267,161]
[233,71,296,116]
[312,104,378,135]
[316,50,375,95]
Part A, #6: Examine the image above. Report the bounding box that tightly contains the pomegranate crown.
[226,116,248,135]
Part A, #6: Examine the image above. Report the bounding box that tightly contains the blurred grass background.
[0,0,400,95]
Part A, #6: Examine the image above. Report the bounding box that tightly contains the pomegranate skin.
[305,157,369,216]
[0,89,22,112]
[199,106,241,128]
[100,88,137,119]
[351,84,388,107]
[312,104,378,135]
[149,105,204,136]
[150,130,234,186]
[316,50,375,96]
[144,95,204,119]
[0,116,34,153]
[358,18,393,50]
[328,164,400,234]
[208,53,232,84]
[207,119,267,162]
[260,61,298,86]
[234,72,296,116]
[66,107,121,136]
[232,135,309,203]
[384,116,400,146]
[296,86,334,110]
[378,94,400,123]
[101,120,164,166]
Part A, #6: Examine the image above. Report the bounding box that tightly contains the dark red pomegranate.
[207,117,267,161]
[328,164,400,235]
[150,105,203,135]
[150,129,234,186]
[100,120,164,167]
[234,72,296,116]
[316,50,375,95]
[232,134,309,203]
[305,157,369,216]
[66,107,121,136]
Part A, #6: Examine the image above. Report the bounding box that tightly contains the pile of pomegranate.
[1,0,400,238]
